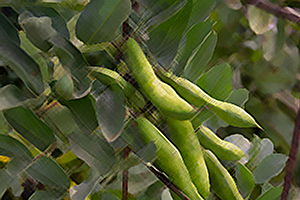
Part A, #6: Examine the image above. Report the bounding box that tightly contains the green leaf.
[0,42,45,95]
[39,101,79,143]
[182,30,217,81]
[70,169,101,200]
[0,170,13,197]
[0,12,20,45]
[0,134,32,158]
[49,35,92,98]
[18,10,57,52]
[136,181,165,200]
[28,191,56,200]
[19,31,53,82]
[225,88,249,107]
[91,189,135,200]
[23,6,70,39]
[62,94,98,132]
[94,85,125,142]
[148,0,193,67]
[76,0,132,44]
[143,0,187,31]
[69,130,116,175]
[187,0,216,27]
[0,85,25,110]
[252,154,288,184]
[3,106,56,151]
[256,187,283,200]
[236,163,255,197]
[224,134,251,164]
[26,156,70,197]
[197,63,232,100]
[174,20,213,75]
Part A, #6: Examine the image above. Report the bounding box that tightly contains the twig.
[145,162,191,200]
[281,105,300,200]
[242,0,300,23]
[122,147,131,200]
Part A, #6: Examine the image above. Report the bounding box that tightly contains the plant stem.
[242,0,300,23]
[122,147,131,200]
[281,105,300,200]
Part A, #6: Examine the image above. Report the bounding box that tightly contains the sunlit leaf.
[76,0,132,44]
[256,186,283,200]
[236,163,255,197]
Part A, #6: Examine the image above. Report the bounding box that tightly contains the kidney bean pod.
[136,117,203,200]
[123,38,196,120]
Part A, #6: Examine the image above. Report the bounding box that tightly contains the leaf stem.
[281,105,300,200]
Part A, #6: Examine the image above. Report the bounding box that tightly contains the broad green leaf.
[197,63,232,100]
[39,101,79,143]
[136,181,165,200]
[49,35,92,98]
[256,187,283,200]
[91,189,135,200]
[248,5,276,35]
[246,135,262,170]
[253,154,288,184]
[3,106,56,151]
[18,10,57,52]
[26,156,70,197]
[148,0,193,67]
[93,85,125,142]
[187,0,216,27]
[0,42,45,95]
[76,0,132,44]
[24,6,70,39]
[143,0,187,31]
[0,85,25,110]
[236,163,255,197]
[61,94,98,132]
[225,89,249,107]
[0,170,12,197]
[70,169,102,200]
[69,130,116,175]
[19,31,53,82]
[174,20,213,75]
[0,12,20,45]
[182,30,217,81]
[29,191,56,200]
[0,134,32,158]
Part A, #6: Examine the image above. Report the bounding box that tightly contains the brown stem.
[281,105,300,200]
[122,147,131,200]
[145,163,191,200]
[242,0,300,23]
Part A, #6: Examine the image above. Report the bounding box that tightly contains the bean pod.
[156,68,262,129]
[204,150,244,200]
[123,38,196,120]
[196,125,245,161]
[136,117,203,200]
[89,67,146,109]
[167,118,210,199]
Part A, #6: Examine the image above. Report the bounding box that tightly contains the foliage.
[0,0,299,199]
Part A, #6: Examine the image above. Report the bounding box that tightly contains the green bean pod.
[136,117,203,200]
[156,68,262,129]
[203,150,244,200]
[123,38,196,120]
[167,118,210,199]
[89,67,146,109]
[196,125,244,161]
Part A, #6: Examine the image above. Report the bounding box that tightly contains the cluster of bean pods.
[90,37,261,200]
